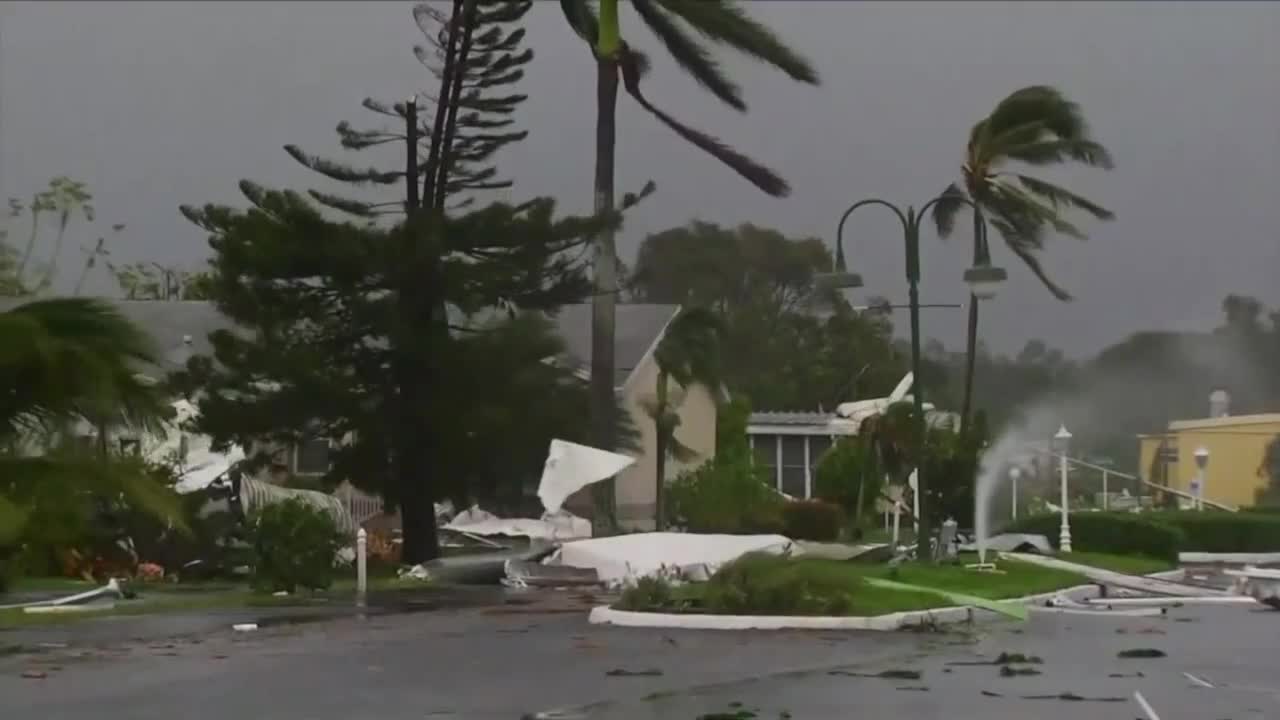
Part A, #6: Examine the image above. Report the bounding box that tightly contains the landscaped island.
[615,552,1098,618]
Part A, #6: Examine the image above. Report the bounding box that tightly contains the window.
[751,435,778,479]
[780,436,807,498]
[808,436,833,475]
[294,438,332,476]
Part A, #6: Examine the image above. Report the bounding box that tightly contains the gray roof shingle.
[549,303,678,387]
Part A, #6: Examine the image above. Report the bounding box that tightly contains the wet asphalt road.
[2,595,1277,720]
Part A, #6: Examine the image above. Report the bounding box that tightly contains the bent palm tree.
[643,306,722,530]
[560,0,818,526]
[932,86,1115,429]
[0,298,180,572]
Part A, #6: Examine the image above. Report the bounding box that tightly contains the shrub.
[702,553,854,616]
[813,438,880,528]
[781,500,844,541]
[1004,512,1185,563]
[616,576,675,612]
[1147,511,1280,553]
[0,498,26,593]
[666,449,784,534]
[246,498,345,593]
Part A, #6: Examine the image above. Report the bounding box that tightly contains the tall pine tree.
[178,1,650,562]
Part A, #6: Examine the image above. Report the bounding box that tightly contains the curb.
[588,583,1103,631]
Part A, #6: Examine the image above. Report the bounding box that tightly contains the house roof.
[549,303,680,388]
[1168,413,1280,432]
[1,297,679,387]
[749,411,834,426]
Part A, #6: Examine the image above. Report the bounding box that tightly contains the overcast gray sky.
[1,1,1277,356]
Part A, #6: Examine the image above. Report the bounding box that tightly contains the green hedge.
[1004,513,1185,563]
[1006,510,1280,558]
[1144,512,1280,553]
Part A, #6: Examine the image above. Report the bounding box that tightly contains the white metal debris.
[1223,566,1280,608]
[536,439,635,515]
[542,532,795,586]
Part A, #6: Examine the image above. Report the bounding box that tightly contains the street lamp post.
[1009,466,1022,521]
[1193,447,1209,511]
[816,196,1007,562]
[1054,425,1073,552]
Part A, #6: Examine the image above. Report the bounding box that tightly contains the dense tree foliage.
[176,2,652,562]
[630,221,908,411]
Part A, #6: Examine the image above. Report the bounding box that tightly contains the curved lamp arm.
[834,198,910,272]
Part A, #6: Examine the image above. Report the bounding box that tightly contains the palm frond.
[931,183,967,238]
[632,0,744,111]
[1,454,188,536]
[0,298,169,439]
[985,86,1087,141]
[618,50,789,197]
[988,218,1073,301]
[988,180,1087,240]
[666,433,698,463]
[654,0,819,85]
[1015,175,1115,221]
[559,0,600,45]
[1004,138,1114,170]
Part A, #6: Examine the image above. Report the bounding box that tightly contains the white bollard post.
[1102,470,1109,511]
[892,502,902,547]
[356,527,367,607]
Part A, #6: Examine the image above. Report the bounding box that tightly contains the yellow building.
[1139,413,1280,509]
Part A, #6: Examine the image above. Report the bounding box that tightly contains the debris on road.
[1117,648,1166,658]
[604,668,663,677]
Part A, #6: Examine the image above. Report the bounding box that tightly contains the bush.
[246,498,345,593]
[666,449,784,534]
[702,553,853,616]
[1146,511,1280,553]
[615,576,675,612]
[0,498,26,593]
[1004,512,1185,563]
[813,438,880,528]
[781,500,844,541]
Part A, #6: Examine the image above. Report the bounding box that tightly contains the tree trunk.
[958,207,986,435]
[653,372,668,531]
[589,51,620,530]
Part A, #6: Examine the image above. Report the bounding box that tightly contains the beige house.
[542,304,719,530]
[61,299,717,529]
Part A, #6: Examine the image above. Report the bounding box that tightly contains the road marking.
[1183,671,1215,688]
[1134,691,1162,720]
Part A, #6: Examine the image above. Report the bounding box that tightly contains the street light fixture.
[1193,446,1210,511]
[816,195,1007,562]
[1009,466,1022,520]
[1054,424,1073,552]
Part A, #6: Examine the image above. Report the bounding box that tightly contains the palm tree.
[642,306,722,530]
[932,86,1115,430]
[0,298,180,579]
[559,0,818,524]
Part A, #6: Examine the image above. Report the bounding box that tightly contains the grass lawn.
[0,575,429,629]
[618,554,1091,617]
[1058,551,1174,576]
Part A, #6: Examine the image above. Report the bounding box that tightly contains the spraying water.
[973,427,1033,564]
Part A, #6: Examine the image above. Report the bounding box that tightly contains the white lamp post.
[1193,447,1210,511]
[1054,425,1073,553]
[1009,466,1022,520]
